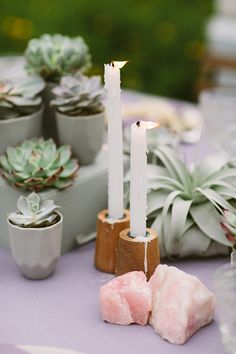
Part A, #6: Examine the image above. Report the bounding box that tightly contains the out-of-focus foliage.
[0,0,212,101]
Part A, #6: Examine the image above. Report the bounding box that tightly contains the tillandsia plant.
[125,146,236,258]
[0,138,79,191]
[0,76,45,119]
[51,73,104,116]
[24,34,91,83]
[8,192,60,228]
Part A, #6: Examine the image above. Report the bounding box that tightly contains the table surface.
[0,244,228,354]
[0,57,227,354]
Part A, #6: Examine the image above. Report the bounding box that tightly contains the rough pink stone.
[148,265,216,344]
[100,271,152,326]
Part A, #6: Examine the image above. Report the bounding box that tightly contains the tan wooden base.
[116,228,160,280]
[95,209,130,273]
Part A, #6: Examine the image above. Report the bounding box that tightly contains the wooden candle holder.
[95,209,130,273]
[116,228,160,280]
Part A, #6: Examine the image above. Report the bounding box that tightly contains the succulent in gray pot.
[8,192,63,279]
[24,34,92,142]
[0,76,45,154]
[51,73,105,165]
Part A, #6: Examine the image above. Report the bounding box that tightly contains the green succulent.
[51,73,104,116]
[24,34,91,83]
[221,209,236,245]
[0,138,79,191]
[125,146,236,258]
[9,192,60,228]
[0,76,45,119]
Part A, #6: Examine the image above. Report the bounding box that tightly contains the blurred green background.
[0,0,212,101]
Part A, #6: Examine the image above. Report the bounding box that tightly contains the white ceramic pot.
[56,110,105,165]
[7,212,63,280]
[0,106,43,154]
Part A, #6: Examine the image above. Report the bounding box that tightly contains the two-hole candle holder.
[95,209,130,273]
[116,227,160,280]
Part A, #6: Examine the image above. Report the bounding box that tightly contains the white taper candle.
[104,61,127,220]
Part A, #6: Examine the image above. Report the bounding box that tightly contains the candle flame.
[111,61,128,69]
[136,121,159,130]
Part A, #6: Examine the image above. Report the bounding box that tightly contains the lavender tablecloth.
[0,243,228,354]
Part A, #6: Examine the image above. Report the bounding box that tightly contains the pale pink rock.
[100,271,152,326]
[148,265,216,344]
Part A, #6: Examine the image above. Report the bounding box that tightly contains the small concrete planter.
[56,110,105,165]
[7,212,63,280]
[0,106,43,154]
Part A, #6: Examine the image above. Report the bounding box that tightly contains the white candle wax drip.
[104,61,127,220]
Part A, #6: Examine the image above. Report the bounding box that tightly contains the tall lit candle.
[130,121,159,237]
[104,61,127,220]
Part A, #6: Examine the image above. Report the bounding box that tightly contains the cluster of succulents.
[24,34,91,83]
[51,73,104,116]
[0,76,45,119]
[9,192,60,228]
[0,138,79,191]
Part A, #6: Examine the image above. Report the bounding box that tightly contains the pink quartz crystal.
[148,265,216,344]
[100,271,152,326]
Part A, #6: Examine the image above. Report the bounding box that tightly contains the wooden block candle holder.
[116,228,160,280]
[95,209,130,273]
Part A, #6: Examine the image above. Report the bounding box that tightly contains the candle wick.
[136,121,141,127]
[111,61,115,67]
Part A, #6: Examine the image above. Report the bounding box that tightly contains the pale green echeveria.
[51,73,104,116]
[124,146,236,258]
[0,76,45,119]
[9,192,60,227]
[0,138,79,191]
[24,34,91,83]
[221,209,236,244]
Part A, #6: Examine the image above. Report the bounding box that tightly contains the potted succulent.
[7,192,63,279]
[24,34,91,141]
[0,76,45,154]
[51,73,105,165]
[0,137,79,191]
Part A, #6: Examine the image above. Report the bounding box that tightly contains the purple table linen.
[0,244,228,354]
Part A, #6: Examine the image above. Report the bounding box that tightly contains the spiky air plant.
[24,34,91,83]
[125,146,236,258]
[0,138,79,191]
[0,76,45,119]
[8,192,60,228]
[51,73,104,116]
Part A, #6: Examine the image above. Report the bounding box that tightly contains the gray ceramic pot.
[0,106,43,154]
[7,212,63,280]
[56,110,105,165]
[42,82,58,143]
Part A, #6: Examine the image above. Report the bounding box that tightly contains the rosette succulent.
[8,192,60,228]
[51,73,104,116]
[24,34,91,83]
[0,138,79,191]
[0,76,45,119]
[125,146,236,258]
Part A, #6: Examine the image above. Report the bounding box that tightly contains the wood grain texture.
[95,209,130,273]
[116,228,160,280]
